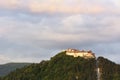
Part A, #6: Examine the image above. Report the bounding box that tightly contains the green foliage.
[2,52,97,80]
[0,63,31,76]
[1,52,120,80]
[97,57,120,80]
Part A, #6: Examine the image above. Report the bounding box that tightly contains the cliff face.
[1,51,120,80]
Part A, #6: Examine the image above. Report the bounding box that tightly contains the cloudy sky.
[0,0,120,64]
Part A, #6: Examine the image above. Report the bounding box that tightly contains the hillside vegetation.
[1,52,97,80]
[0,51,120,80]
[0,63,31,76]
[97,57,120,80]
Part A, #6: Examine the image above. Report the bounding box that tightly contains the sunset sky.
[0,0,120,64]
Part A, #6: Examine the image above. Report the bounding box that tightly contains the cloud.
[111,0,120,7]
[0,0,119,14]
[0,14,120,49]
[0,0,120,64]
[28,1,105,14]
[0,54,10,64]
[0,0,20,9]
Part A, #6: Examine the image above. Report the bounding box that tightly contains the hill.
[1,51,97,80]
[0,50,120,80]
[0,63,31,76]
[97,57,120,80]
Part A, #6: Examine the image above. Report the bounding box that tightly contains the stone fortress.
[65,48,95,59]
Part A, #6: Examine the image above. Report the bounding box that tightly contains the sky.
[0,0,120,64]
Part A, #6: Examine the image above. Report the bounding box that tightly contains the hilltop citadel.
[65,48,95,59]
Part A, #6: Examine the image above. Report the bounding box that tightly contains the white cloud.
[0,54,10,64]
[0,14,120,48]
[111,0,120,7]
[62,15,83,30]
[0,0,119,14]
[0,0,120,63]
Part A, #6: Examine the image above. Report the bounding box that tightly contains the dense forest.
[0,63,31,76]
[97,57,120,80]
[1,51,97,80]
[0,51,120,80]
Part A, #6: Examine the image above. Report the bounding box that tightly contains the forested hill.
[1,51,97,80]
[97,57,120,80]
[0,51,120,80]
[0,63,32,76]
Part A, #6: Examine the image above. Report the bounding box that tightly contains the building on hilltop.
[65,48,95,58]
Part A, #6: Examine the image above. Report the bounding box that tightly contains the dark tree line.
[0,52,120,80]
[98,57,120,80]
